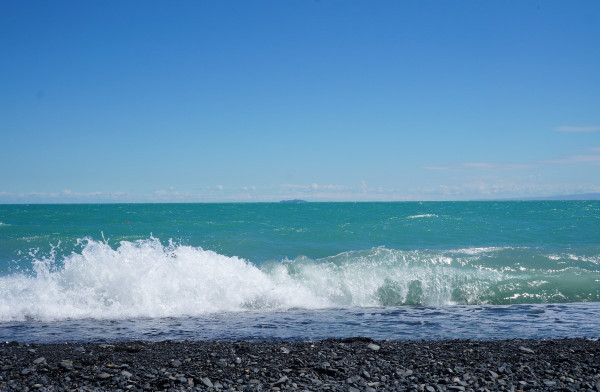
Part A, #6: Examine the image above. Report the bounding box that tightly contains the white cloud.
[360,180,371,193]
[425,145,600,173]
[555,126,600,133]
[544,146,600,165]
[410,182,600,200]
[0,190,135,203]
[422,165,449,171]
[423,162,532,171]
[545,154,600,164]
[282,183,346,191]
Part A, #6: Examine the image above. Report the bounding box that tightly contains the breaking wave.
[1,238,599,321]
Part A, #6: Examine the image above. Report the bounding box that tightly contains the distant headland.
[279,199,308,203]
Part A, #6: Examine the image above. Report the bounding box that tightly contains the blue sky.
[1,1,599,202]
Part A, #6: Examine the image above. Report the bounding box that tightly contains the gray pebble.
[32,357,45,365]
[201,377,213,388]
[0,337,598,392]
[59,360,73,370]
[519,346,535,354]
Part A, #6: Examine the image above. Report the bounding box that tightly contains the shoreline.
[1,338,599,391]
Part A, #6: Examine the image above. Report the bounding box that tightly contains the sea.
[1,201,599,343]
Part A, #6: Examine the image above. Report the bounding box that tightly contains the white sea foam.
[406,214,438,219]
[0,238,334,321]
[0,238,596,322]
[448,246,509,255]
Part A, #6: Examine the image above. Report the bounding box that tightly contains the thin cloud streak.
[425,146,600,172]
[544,154,600,164]
[555,126,600,133]
[423,162,533,171]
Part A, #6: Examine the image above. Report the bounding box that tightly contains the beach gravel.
[1,337,599,391]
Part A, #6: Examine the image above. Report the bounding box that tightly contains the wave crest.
[1,238,599,321]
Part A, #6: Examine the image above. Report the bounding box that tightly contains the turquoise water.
[1,202,599,342]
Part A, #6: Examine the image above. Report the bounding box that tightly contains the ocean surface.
[1,201,599,343]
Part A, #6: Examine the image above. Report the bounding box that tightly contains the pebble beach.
[2,338,599,392]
